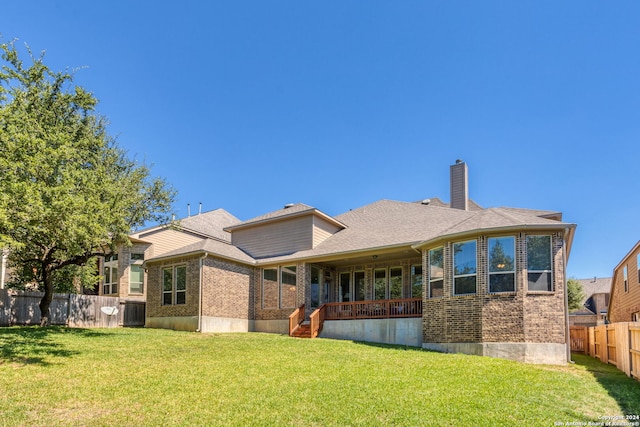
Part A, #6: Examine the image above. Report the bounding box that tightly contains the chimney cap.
[455,159,464,164]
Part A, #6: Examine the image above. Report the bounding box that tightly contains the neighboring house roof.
[570,277,611,315]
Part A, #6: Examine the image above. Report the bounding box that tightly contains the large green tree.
[0,41,175,325]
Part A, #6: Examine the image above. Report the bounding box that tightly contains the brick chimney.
[450,160,468,210]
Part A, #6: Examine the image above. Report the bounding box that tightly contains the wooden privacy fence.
[0,289,145,328]
[585,322,640,381]
[569,326,589,353]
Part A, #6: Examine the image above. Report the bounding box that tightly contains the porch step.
[292,323,312,338]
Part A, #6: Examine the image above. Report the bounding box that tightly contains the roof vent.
[421,199,431,205]
[284,203,294,209]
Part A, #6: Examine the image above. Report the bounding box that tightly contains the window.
[638,254,640,283]
[129,264,144,294]
[624,266,628,293]
[527,235,553,291]
[488,236,516,293]
[280,265,297,308]
[262,268,279,309]
[390,267,403,299]
[129,253,145,295]
[354,271,366,301]
[262,266,298,309]
[162,265,186,305]
[411,265,423,298]
[339,272,351,302]
[429,247,444,298]
[374,269,387,300]
[453,240,477,295]
[103,256,118,295]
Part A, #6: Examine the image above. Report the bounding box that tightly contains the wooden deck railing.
[309,305,326,338]
[288,304,305,336]
[323,298,422,320]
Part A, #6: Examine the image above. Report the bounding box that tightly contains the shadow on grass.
[572,353,640,416]
[0,326,108,366]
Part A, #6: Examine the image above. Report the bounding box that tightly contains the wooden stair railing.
[309,304,326,338]
[288,304,305,337]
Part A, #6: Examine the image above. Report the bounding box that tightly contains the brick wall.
[201,257,253,320]
[146,255,200,318]
[423,232,568,345]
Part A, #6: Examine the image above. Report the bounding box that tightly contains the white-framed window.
[624,265,628,293]
[411,264,423,298]
[129,253,144,294]
[527,235,553,292]
[429,247,444,298]
[637,254,640,284]
[162,265,186,305]
[374,268,387,300]
[261,266,298,309]
[488,236,516,293]
[453,240,477,295]
[103,254,118,295]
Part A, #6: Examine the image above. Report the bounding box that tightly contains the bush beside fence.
[0,288,145,328]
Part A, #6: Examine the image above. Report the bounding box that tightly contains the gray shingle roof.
[177,209,240,242]
[145,198,575,265]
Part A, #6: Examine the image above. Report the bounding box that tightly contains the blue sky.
[2,1,639,280]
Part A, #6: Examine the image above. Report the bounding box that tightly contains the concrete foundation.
[422,342,568,364]
[320,318,422,347]
[253,319,290,335]
[146,316,198,332]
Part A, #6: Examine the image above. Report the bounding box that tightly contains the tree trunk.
[39,272,54,327]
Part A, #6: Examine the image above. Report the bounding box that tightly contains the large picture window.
[429,247,444,298]
[453,240,477,295]
[390,267,403,299]
[488,236,515,293]
[527,235,552,291]
[374,269,387,300]
[162,265,186,305]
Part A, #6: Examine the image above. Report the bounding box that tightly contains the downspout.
[563,228,572,364]
[196,253,207,332]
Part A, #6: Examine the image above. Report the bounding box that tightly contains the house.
[142,161,576,364]
[568,277,610,326]
[608,241,640,323]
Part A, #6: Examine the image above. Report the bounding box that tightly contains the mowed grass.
[0,327,638,426]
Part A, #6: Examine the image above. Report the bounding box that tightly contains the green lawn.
[0,327,638,426]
